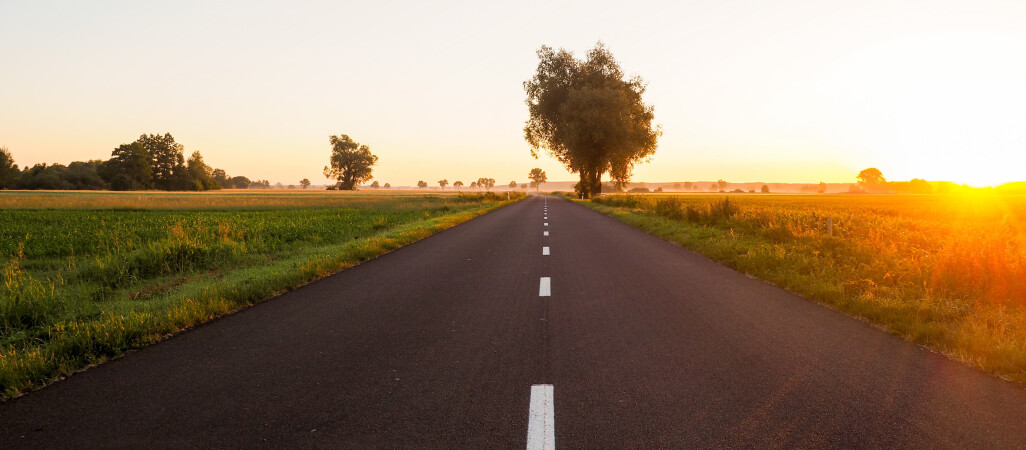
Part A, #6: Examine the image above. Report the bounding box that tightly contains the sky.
[2,0,1025,187]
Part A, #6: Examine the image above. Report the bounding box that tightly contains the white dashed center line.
[543,231,549,236]
[542,246,550,256]
[539,277,551,296]
[544,223,548,227]
[526,384,555,450]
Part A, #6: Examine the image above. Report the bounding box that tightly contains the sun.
[812,29,1026,187]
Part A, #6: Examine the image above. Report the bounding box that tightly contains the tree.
[683,181,693,191]
[909,178,932,194]
[857,168,886,188]
[0,146,18,189]
[136,133,184,190]
[761,184,770,193]
[300,178,311,189]
[383,182,390,188]
[323,134,378,190]
[186,151,219,190]
[212,169,231,188]
[528,168,547,191]
[521,183,528,189]
[477,178,495,190]
[817,182,827,193]
[100,142,152,190]
[229,176,251,189]
[16,161,104,190]
[453,180,464,190]
[438,179,449,189]
[417,180,428,189]
[370,180,379,189]
[18,163,70,190]
[509,180,517,189]
[524,43,660,198]
[717,179,729,191]
[470,181,478,189]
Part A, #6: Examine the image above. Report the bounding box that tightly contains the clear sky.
[2,0,1025,187]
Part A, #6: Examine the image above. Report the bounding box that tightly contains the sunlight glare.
[811,29,1026,186]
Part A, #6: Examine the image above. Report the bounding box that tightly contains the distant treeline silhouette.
[0,134,270,191]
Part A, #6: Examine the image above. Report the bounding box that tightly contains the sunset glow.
[2,0,1025,186]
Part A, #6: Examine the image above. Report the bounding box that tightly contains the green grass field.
[587,192,1026,385]
[0,190,521,398]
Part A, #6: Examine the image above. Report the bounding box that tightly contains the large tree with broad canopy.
[523,43,660,198]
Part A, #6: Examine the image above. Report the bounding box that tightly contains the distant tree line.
[0,135,269,191]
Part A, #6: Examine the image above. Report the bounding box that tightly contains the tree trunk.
[576,167,604,199]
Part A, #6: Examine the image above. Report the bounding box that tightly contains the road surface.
[2,195,1026,448]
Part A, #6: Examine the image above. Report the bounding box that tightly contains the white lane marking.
[542,246,550,256]
[543,231,549,236]
[544,223,548,227]
[539,277,551,296]
[527,384,555,450]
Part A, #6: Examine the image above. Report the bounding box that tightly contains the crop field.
[0,189,479,210]
[588,192,1026,384]
[0,190,520,398]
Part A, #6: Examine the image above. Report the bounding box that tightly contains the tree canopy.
[1,136,238,191]
[323,134,378,190]
[528,168,547,191]
[100,142,152,190]
[857,168,886,187]
[136,133,185,190]
[1,146,21,189]
[524,43,660,198]
[186,151,219,191]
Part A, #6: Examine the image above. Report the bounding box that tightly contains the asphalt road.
[3,195,1026,449]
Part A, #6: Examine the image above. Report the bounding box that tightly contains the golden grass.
[0,189,474,210]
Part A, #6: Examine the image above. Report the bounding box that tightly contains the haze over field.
[2,0,1025,186]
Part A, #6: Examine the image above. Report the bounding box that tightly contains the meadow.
[0,190,520,398]
[587,192,1026,385]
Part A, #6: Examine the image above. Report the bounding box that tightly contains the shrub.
[710,197,738,222]
[655,197,686,221]
[594,195,641,208]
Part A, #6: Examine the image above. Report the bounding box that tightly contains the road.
[2,195,1026,448]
